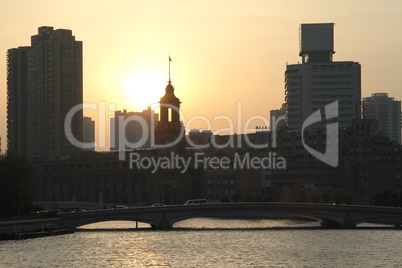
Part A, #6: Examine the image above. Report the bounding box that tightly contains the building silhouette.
[7,26,83,159]
[285,23,361,130]
[154,80,184,146]
[7,46,30,156]
[187,129,213,147]
[110,107,158,150]
[83,117,95,151]
[363,93,401,144]
[270,103,286,131]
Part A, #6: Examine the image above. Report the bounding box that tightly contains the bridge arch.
[60,211,162,229]
[165,208,350,229]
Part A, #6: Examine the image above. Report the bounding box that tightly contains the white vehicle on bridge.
[184,199,207,205]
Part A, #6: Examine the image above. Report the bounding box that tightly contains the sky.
[1,0,402,152]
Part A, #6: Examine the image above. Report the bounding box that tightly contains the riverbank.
[0,218,74,240]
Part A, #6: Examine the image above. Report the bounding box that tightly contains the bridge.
[59,202,402,230]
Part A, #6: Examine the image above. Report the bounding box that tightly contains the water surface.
[1,219,401,267]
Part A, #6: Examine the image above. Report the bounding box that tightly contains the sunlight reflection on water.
[1,218,401,267]
[78,217,320,230]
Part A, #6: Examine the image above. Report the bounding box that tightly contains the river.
[1,218,401,267]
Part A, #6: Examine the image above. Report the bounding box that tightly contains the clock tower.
[154,57,184,147]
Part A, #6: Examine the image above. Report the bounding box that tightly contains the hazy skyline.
[1,0,402,152]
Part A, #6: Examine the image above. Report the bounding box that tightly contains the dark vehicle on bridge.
[151,203,166,207]
[113,205,128,209]
[184,199,207,205]
[71,209,87,213]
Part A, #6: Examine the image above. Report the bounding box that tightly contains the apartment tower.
[7,26,83,159]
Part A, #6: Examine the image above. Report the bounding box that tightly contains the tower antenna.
[168,55,172,83]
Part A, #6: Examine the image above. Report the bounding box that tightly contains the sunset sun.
[121,68,166,110]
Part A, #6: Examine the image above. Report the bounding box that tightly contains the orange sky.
[1,0,402,152]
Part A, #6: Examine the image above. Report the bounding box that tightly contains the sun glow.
[121,69,166,111]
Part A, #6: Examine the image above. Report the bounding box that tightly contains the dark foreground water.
[1,218,401,267]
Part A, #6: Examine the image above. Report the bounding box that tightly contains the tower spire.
[168,55,172,84]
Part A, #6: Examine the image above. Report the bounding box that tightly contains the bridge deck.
[60,202,402,230]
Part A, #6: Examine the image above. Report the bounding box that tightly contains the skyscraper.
[285,23,361,130]
[363,93,401,143]
[7,26,83,159]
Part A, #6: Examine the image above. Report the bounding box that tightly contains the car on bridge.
[71,209,87,213]
[151,203,166,207]
[113,205,128,209]
[184,199,207,205]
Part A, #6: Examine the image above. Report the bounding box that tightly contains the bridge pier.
[320,220,342,228]
[151,214,172,230]
[320,213,356,229]
[341,212,356,228]
[320,220,356,229]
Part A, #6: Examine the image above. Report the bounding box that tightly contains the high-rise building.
[285,23,361,130]
[7,26,83,159]
[110,107,158,150]
[83,117,95,151]
[363,93,401,144]
[6,46,30,156]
